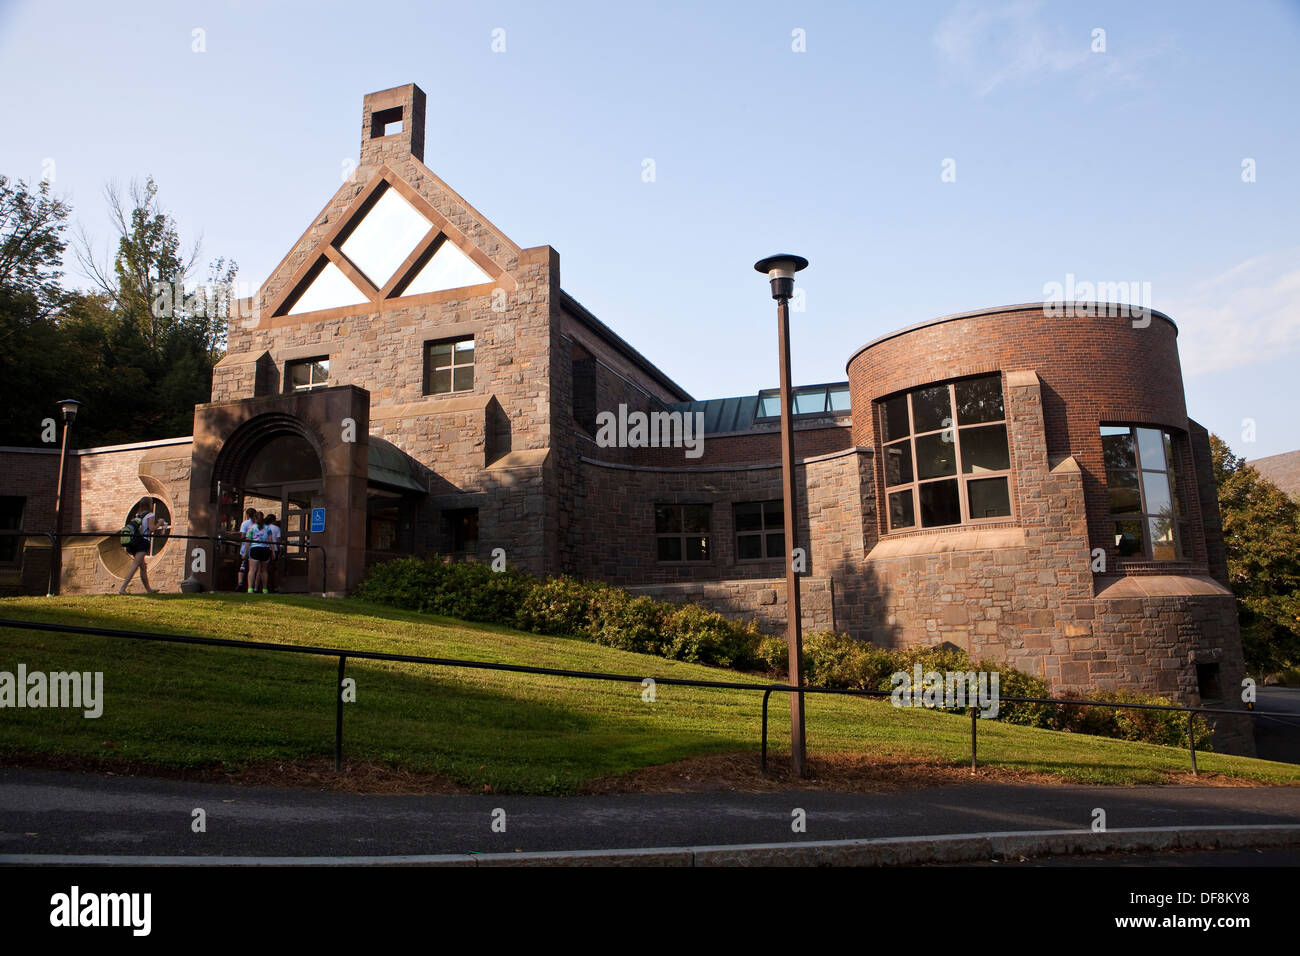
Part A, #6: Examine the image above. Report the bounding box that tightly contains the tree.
[0,175,71,320]
[0,176,80,446]
[1,172,234,448]
[1210,434,1300,677]
[69,176,234,443]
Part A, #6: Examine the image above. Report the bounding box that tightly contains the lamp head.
[57,398,82,424]
[753,254,808,300]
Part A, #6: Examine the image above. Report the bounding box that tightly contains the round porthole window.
[124,497,171,556]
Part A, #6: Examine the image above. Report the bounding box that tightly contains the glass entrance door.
[277,482,320,592]
[239,482,320,592]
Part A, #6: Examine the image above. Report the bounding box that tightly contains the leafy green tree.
[1,173,234,448]
[1210,434,1300,676]
[0,176,80,445]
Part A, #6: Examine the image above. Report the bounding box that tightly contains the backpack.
[120,517,145,552]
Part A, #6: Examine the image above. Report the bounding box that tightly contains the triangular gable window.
[273,170,506,318]
[338,185,432,287]
[402,238,492,296]
[287,261,370,315]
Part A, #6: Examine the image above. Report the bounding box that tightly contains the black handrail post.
[335,654,347,771]
[1188,712,1199,776]
[208,535,218,593]
[761,688,774,774]
[45,532,57,597]
[970,707,978,772]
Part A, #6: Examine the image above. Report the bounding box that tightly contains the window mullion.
[950,384,968,524]
[1130,428,1153,558]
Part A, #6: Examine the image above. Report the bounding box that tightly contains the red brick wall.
[0,441,193,594]
[847,305,1207,572]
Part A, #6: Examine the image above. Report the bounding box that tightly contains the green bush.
[985,663,1055,728]
[588,589,666,655]
[359,559,1212,752]
[515,576,598,637]
[356,557,762,670]
[753,629,1206,749]
[1049,690,1212,750]
[662,604,761,669]
[356,557,529,625]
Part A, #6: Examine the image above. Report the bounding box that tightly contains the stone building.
[0,84,1251,751]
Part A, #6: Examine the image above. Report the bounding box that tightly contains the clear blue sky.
[2,0,1297,457]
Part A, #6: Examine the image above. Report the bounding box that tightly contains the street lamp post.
[753,254,809,777]
[51,398,81,597]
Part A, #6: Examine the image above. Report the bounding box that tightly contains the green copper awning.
[368,436,426,493]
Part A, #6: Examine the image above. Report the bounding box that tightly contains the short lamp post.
[753,254,809,777]
[51,399,81,597]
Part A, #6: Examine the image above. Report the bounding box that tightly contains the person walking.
[118,501,167,594]
[245,513,273,594]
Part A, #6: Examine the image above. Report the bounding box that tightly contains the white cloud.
[1166,249,1300,376]
[933,0,1156,97]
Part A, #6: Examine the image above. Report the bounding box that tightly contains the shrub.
[751,628,1206,749]
[757,635,790,675]
[985,662,1054,728]
[1050,690,1212,750]
[357,559,1212,752]
[357,557,761,669]
[356,557,528,625]
[515,576,597,637]
[587,589,666,655]
[661,603,760,668]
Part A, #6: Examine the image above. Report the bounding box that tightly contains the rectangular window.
[425,336,475,395]
[734,500,785,561]
[655,503,711,562]
[1196,662,1222,701]
[443,508,479,554]
[1102,425,1184,561]
[879,374,1013,531]
[0,496,24,565]
[366,491,402,553]
[286,357,330,392]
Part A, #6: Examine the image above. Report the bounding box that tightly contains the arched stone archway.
[188,386,372,593]
[210,413,325,501]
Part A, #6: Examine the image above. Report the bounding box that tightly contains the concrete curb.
[4,824,1298,866]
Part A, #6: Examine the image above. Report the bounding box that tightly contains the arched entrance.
[211,417,325,592]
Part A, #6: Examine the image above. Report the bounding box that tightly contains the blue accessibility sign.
[310,508,326,533]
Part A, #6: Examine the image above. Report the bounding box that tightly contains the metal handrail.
[0,616,1274,777]
[0,530,329,595]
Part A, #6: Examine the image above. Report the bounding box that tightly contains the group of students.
[238,508,283,594]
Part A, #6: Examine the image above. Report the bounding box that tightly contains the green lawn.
[0,594,1296,793]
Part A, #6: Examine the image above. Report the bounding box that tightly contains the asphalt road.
[2,767,1297,858]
